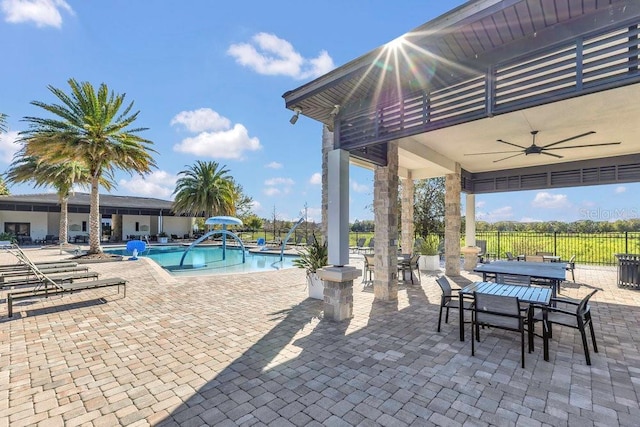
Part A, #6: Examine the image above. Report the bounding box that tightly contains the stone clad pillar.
[401,177,415,254]
[465,193,476,247]
[317,135,361,321]
[321,125,333,244]
[373,142,399,301]
[445,164,461,276]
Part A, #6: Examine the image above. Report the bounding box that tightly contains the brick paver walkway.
[1,249,639,426]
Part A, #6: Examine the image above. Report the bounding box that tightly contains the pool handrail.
[280,217,304,262]
[179,230,246,268]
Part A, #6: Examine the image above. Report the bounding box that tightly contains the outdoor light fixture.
[330,104,340,116]
[289,107,302,125]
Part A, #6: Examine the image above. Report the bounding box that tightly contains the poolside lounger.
[0,270,100,289]
[0,265,89,282]
[0,261,78,273]
[7,277,127,317]
[3,245,126,317]
[0,260,77,272]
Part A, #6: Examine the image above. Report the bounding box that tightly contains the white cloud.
[520,217,543,222]
[476,200,486,208]
[309,172,321,185]
[263,187,281,196]
[531,191,570,209]
[351,180,369,193]
[1,0,73,28]
[227,32,335,80]
[250,200,262,212]
[265,177,294,186]
[263,177,294,196]
[477,206,513,222]
[173,123,261,160]
[265,161,283,169]
[304,207,322,223]
[615,186,627,194]
[118,170,177,199]
[0,130,20,164]
[171,108,231,133]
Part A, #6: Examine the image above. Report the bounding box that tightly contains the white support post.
[327,149,349,266]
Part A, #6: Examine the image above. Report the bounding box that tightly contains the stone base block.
[318,266,360,321]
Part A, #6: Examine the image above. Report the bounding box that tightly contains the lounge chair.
[0,265,89,283]
[1,270,100,290]
[5,245,126,317]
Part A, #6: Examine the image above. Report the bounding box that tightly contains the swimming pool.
[104,245,299,276]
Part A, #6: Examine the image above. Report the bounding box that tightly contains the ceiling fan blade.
[496,139,527,149]
[541,131,596,149]
[544,142,621,151]
[464,150,521,156]
[493,153,524,163]
[541,151,563,159]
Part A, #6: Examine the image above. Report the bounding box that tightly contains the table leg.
[527,305,534,353]
[543,309,549,361]
[459,292,465,342]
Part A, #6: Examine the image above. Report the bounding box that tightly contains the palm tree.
[172,161,236,219]
[19,79,156,254]
[5,154,112,244]
[0,113,7,134]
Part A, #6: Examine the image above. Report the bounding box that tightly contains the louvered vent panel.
[550,170,580,186]
[521,173,547,188]
[617,164,640,180]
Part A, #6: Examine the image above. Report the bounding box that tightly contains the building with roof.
[0,193,194,243]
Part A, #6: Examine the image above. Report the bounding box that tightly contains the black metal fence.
[475,231,640,266]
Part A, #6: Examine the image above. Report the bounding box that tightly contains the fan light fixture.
[289,107,302,125]
[464,130,621,163]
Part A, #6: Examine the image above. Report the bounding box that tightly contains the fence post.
[497,231,501,260]
[554,232,557,255]
[625,231,628,254]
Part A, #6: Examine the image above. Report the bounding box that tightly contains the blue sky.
[1,0,637,225]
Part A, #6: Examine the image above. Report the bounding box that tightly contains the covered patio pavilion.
[283,0,640,320]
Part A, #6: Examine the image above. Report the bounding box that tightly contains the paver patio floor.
[1,248,639,426]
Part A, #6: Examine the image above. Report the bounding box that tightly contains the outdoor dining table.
[458,281,552,352]
[473,260,566,298]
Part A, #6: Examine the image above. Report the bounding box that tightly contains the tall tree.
[19,79,156,254]
[5,154,112,244]
[172,160,236,219]
[0,113,7,134]
[230,179,254,219]
[414,177,445,237]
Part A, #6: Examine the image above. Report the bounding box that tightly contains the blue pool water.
[104,245,299,275]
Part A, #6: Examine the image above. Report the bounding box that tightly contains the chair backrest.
[357,238,365,247]
[505,251,515,260]
[368,238,375,248]
[476,240,487,255]
[410,254,421,266]
[496,273,531,286]
[474,293,522,329]
[577,289,598,316]
[567,254,576,267]
[436,276,452,297]
[526,255,544,262]
[256,237,265,246]
[364,254,375,269]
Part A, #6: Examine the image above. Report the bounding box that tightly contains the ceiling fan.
[464,130,621,163]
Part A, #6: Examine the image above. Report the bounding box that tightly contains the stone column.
[465,193,476,247]
[400,177,415,254]
[112,214,122,242]
[373,142,399,301]
[320,125,333,244]
[445,164,461,276]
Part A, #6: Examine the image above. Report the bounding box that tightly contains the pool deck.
[1,248,640,426]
